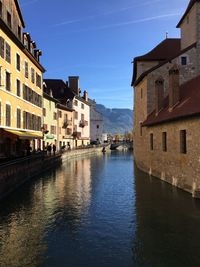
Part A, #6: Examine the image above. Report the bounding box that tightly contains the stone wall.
[134,117,200,198]
[0,154,62,200]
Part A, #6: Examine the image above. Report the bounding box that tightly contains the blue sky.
[19,0,188,109]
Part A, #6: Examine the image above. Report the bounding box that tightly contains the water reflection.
[1,153,200,267]
[133,164,200,267]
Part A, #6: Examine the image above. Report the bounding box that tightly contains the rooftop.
[143,75,200,126]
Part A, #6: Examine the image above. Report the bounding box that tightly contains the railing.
[62,120,72,128]
[79,120,88,128]
[72,131,81,138]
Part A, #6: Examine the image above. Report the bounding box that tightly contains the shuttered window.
[0,37,4,58]
[5,71,11,91]
[25,61,28,78]
[6,104,11,127]
[16,53,20,71]
[17,108,21,128]
[5,42,11,63]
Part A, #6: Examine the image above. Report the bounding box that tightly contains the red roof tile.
[143,75,200,126]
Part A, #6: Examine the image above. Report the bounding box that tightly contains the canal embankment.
[0,153,62,200]
[62,145,109,161]
[0,145,109,200]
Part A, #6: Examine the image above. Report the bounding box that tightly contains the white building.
[89,99,103,143]
[68,77,90,147]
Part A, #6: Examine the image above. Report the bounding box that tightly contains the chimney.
[169,64,180,109]
[155,76,164,114]
[68,76,80,96]
[83,90,88,101]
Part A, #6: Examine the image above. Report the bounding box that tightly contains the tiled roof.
[134,42,196,86]
[177,0,199,27]
[132,38,181,86]
[44,79,75,102]
[143,75,200,126]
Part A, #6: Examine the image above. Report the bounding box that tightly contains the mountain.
[96,104,133,134]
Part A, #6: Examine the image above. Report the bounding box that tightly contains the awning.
[4,129,43,140]
[45,134,55,140]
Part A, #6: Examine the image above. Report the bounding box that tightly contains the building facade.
[68,76,90,147]
[132,0,200,198]
[43,91,58,149]
[57,103,74,150]
[89,99,103,143]
[0,0,45,159]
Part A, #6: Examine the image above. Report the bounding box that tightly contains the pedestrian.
[47,144,52,156]
[53,144,56,155]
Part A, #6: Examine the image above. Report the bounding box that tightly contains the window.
[16,53,20,71]
[53,112,57,120]
[81,103,84,109]
[74,100,78,106]
[5,42,11,63]
[51,125,56,134]
[16,108,21,128]
[5,71,11,91]
[59,111,62,118]
[140,122,143,136]
[7,11,11,28]
[75,111,78,120]
[36,73,41,88]
[23,84,42,107]
[23,111,41,131]
[181,56,187,66]
[5,104,11,127]
[0,2,2,17]
[25,61,28,78]
[16,79,21,96]
[97,125,99,129]
[0,37,4,58]
[162,132,167,152]
[81,114,84,121]
[18,26,21,40]
[180,130,187,154]
[150,133,154,151]
[141,88,143,99]
[31,68,35,83]
[43,108,46,117]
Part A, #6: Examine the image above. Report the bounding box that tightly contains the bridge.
[110,141,133,151]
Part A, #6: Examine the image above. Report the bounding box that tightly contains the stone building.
[0,0,45,159]
[132,0,200,198]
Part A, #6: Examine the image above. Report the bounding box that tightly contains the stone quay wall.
[62,145,108,161]
[0,154,62,200]
[134,117,200,198]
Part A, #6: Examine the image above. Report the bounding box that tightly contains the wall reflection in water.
[133,163,200,267]
[0,155,104,267]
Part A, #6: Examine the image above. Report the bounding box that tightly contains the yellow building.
[43,91,59,150]
[0,0,45,159]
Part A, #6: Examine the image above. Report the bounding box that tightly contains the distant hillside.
[96,104,133,134]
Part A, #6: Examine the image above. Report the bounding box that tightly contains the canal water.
[0,152,200,267]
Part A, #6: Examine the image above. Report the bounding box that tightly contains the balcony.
[72,131,81,139]
[79,120,88,128]
[62,120,72,129]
